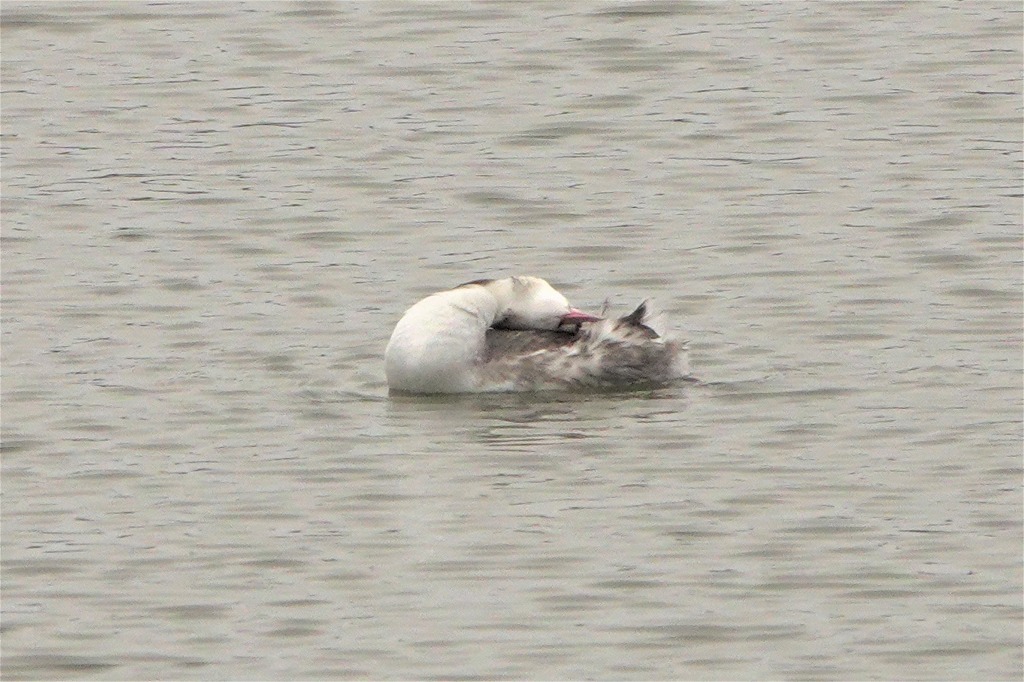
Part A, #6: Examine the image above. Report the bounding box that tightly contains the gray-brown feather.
[478,303,681,390]
[483,328,576,361]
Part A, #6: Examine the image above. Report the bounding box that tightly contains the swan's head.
[485,276,601,331]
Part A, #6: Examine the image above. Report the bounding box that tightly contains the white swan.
[384,276,688,394]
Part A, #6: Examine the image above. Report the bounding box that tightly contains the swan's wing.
[483,328,578,362]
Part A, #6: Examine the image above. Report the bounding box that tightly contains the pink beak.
[560,308,602,326]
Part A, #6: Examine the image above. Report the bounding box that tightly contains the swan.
[384,276,688,394]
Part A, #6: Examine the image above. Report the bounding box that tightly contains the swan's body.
[384,276,687,394]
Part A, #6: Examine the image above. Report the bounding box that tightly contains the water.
[2,2,1021,680]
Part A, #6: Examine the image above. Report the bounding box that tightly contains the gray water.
[2,2,1021,680]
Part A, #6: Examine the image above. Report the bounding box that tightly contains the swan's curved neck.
[423,284,507,334]
[384,284,507,393]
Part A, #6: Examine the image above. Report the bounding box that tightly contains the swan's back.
[478,303,687,391]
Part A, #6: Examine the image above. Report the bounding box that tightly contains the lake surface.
[2,2,1021,680]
